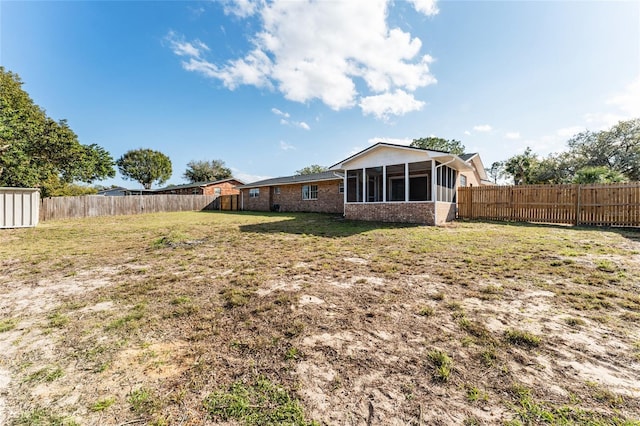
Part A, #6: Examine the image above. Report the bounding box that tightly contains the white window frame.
[249,188,260,198]
[302,184,318,200]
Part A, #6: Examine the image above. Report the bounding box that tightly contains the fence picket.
[458,182,640,227]
[40,194,219,221]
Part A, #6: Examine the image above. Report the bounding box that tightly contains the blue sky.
[2,0,639,188]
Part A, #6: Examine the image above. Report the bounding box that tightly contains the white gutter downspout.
[433,157,457,225]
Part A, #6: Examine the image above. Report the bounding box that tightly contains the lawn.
[0,211,639,425]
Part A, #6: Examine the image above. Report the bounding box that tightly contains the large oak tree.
[0,67,115,196]
[116,149,172,189]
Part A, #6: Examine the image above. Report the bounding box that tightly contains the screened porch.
[344,160,458,204]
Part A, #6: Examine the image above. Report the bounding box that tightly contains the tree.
[0,67,115,196]
[116,149,172,189]
[296,164,328,175]
[183,159,232,183]
[528,154,574,184]
[573,166,628,184]
[410,137,465,155]
[504,147,538,185]
[487,161,505,184]
[567,119,640,181]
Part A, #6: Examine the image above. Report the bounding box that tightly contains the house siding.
[345,202,436,225]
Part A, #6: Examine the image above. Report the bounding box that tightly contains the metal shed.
[0,187,40,228]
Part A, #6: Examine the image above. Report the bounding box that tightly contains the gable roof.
[239,171,342,188]
[329,142,472,172]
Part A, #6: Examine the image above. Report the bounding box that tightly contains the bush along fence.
[457,182,640,227]
[40,194,219,222]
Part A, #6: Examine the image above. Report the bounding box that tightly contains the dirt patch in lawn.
[1,213,639,425]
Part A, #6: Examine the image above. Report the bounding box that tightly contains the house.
[150,178,244,196]
[238,171,343,213]
[96,186,129,196]
[239,143,490,225]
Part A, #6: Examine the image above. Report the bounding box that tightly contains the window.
[338,182,344,194]
[249,188,260,198]
[302,184,318,200]
[460,175,467,187]
[214,187,221,195]
[274,186,281,195]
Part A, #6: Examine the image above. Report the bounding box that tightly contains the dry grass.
[1,211,640,425]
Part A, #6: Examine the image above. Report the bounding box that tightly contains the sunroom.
[330,143,473,225]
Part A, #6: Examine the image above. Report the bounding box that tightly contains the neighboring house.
[151,178,244,196]
[97,186,129,196]
[458,153,493,186]
[238,171,343,214]
[240,143,490,225]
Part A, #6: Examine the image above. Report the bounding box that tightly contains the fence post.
[575,185,581,226]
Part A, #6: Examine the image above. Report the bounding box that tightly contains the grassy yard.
[0,211,639,425]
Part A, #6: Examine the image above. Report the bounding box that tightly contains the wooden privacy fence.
[217,194,239,211]
[457,182,640,227]
[40,195,218,222]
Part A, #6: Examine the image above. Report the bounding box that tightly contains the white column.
[362,168,366,203]
[404,163,409,202]
[343,172,347,205]
[431,161,436,202]
[382,165,387,202]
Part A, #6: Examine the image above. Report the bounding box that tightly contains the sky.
[1,0,639,188]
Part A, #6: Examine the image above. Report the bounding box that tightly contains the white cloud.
[408,0,439,16]
[584,74,640,130]
[231,168,272,184]
[505,132,521,140]
[279,141,296,151]
[359,90,425,120]
[165,31,209,58]
[168,0,437,119]
[271,108,290,118]
[367,137,413,145]
[556,126,584,138]
[473,124,492,132]
[221,0,259,18]
[464,130,471,136]
[272,108,310,130]
[606,74,640,118]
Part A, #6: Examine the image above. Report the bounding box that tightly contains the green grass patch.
[203,376,317,425]
[25,366,64,383]
[504,329,541,348]
[90,397,116,412]
[427,350,452,383]
[0,318,17,333]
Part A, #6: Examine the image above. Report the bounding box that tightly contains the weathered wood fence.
[218,194,239,211]
[40,195,218,222]
[457,182,640,227]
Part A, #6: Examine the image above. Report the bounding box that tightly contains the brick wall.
[242,188,270,211]
[242,180,343,213]
[272,181,343,213]
[201,181,241,196]
[345,202,436,225]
